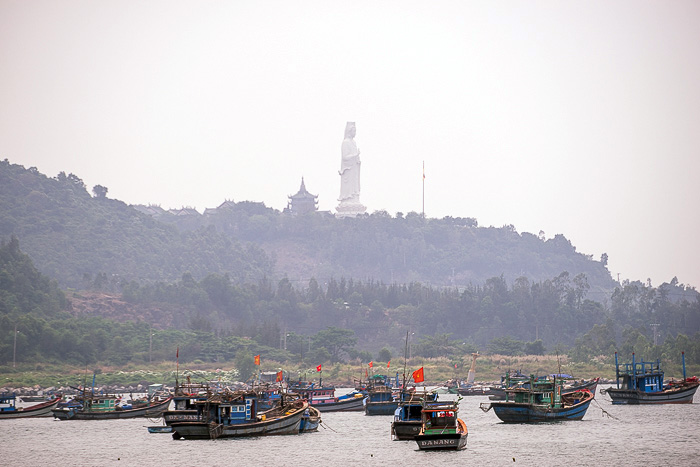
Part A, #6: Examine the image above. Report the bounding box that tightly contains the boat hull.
[52,397,172,420]
[312,396,365,412]
[365,401,399,415]
[0,397,60,419]
[415,432,468,450]
[300,407,321,432]
[605,382,699,404]
[391,420,422,440]
[148,426,173,433]
[163,409,199,425]
[489,398,592,423]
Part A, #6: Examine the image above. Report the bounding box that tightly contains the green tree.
[378,347,392,362]
[234,349,256,381]
[487,336,524,356]
[524,339,546,355]
[312,327,357,363]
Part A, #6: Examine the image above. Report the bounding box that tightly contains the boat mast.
[682,351,687,381]
[402,331,409,389]
[467,352,479,384]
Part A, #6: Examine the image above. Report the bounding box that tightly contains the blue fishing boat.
[391,389,438,440]
[604,352,699,404]
[364,384,397,415]
[480,375,594,423]
[299,406,321,432]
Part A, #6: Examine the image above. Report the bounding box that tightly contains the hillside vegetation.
[1,159,699,378]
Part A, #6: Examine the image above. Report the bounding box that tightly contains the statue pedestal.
[335,200,367,218]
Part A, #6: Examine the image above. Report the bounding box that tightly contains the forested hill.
[1,159,617,291]
[0,160,272,288]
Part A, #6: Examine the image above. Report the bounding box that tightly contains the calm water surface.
[5,386,699,467]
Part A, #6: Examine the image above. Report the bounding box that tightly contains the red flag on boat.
[368,361,373,368]
[276,370,283,382]
[387,361,390,368]
[254,355,260,365]
[316,364,322,372]
[412,367,425,383]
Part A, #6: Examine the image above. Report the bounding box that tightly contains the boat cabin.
[505,376,564,407]
[614,353,664,392]
[194,393,258,426]
[395,403,423,422]
[0,394,17,412]
[421,401,460,435]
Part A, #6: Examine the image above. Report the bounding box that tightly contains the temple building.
[285,177,318,215]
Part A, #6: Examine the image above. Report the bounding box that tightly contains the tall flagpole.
[422,161,425,219]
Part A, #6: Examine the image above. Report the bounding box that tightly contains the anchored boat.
[480,375,594,423]
[0,393,61,419]
[170,390,308,439]
[603,352,699,404]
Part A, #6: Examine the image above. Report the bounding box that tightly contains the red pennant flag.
[368,361,373,368]
[254,355,260,365]
[412,367,425,383]
[276,370,283,382]
[387,361,390,369]
[316,364,322,372]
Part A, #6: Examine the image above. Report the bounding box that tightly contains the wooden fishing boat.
[603,352,699,404]
[52,392,172,420]
[489,373,598,401]
[0,393,61,419]
[170,391,307,439]
[163,381,211,425]
[299,406,321,432]
[391,401,423,440]
[391,389,440,440]
[289,382,365,412]
[364,385,397,415]
[480,376,594,423]
[414,400,468,450]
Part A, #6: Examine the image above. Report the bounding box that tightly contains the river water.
[5,386,699,467]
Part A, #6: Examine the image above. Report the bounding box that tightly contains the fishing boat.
[299,406,321,432]
[289,381,365,412]
[390,388,440,440]
[163,381,209,426]
[480,375,594,423]
[364,384,397,415]
[489,373,598,401]
[603,352,699,404]
[414,400,468,450]
[170,390,308,439]
[0,393,61,419]
[52,391,172,420]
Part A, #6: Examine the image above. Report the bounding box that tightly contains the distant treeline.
[2,235,698,370]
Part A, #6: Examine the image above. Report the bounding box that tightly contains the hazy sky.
[1,1,699,288]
